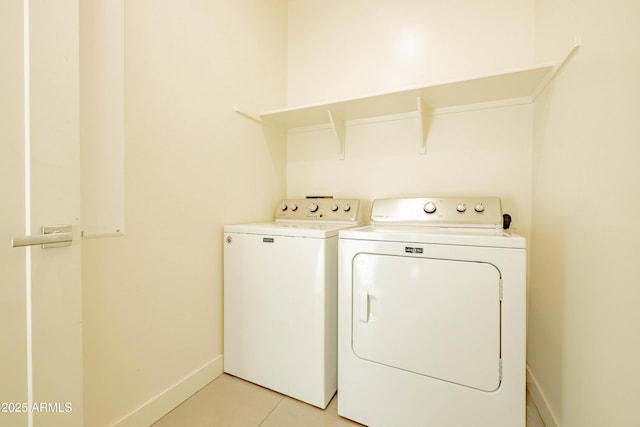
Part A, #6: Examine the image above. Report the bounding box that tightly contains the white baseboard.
[526,365,559,427]
[111,355,224,427]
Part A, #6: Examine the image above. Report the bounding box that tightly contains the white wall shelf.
[236,63,556,157]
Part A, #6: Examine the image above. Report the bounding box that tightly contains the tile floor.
[153,374,546,427]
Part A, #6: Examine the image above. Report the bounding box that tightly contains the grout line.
[257,396,285,426]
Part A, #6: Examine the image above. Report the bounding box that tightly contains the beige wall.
[530,0,640,425]
[288,0,535,106]
[287,0,536,237]
[81,1,287,425]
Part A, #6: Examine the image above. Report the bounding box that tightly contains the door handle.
[359,291,370,322]
[11,225,73,249]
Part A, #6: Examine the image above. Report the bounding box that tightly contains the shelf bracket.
[234,105,262,123]
[417,97,431,155]
[327,110,346,160]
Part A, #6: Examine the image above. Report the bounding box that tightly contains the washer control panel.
[275,198,360,222]
[370,197,503,228]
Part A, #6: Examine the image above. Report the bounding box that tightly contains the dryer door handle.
[359,292,370,322]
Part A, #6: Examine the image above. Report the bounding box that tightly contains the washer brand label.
[405,246,423,254]
[263,237,275,243]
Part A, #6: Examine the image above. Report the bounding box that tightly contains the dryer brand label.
[404,246,423,254]
[263,237,275,243]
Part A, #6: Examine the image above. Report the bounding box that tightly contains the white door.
[352,254,501,392]
[0,1,82,426]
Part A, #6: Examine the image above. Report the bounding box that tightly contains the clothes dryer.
[338,197,526,426]
[224,198,361,409]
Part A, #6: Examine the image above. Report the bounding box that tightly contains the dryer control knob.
[456,203,467,213]
[290,204,298,211]
[343,204,351,212]
[474,203,485,213]
[279,203,288,211]
[423,202,437,214]
[331,204,339,212]
[309,203,319,213]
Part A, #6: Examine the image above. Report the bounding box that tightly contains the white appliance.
[338,197,526,426]
[224,198,361,409]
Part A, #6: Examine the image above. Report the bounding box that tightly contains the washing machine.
[338,197,526,426]
[224,198,361,409]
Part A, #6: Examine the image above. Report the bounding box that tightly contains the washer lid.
[339,225,526,249]
[224,221,359,238]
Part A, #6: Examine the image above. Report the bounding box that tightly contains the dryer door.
[352,254,501,391]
